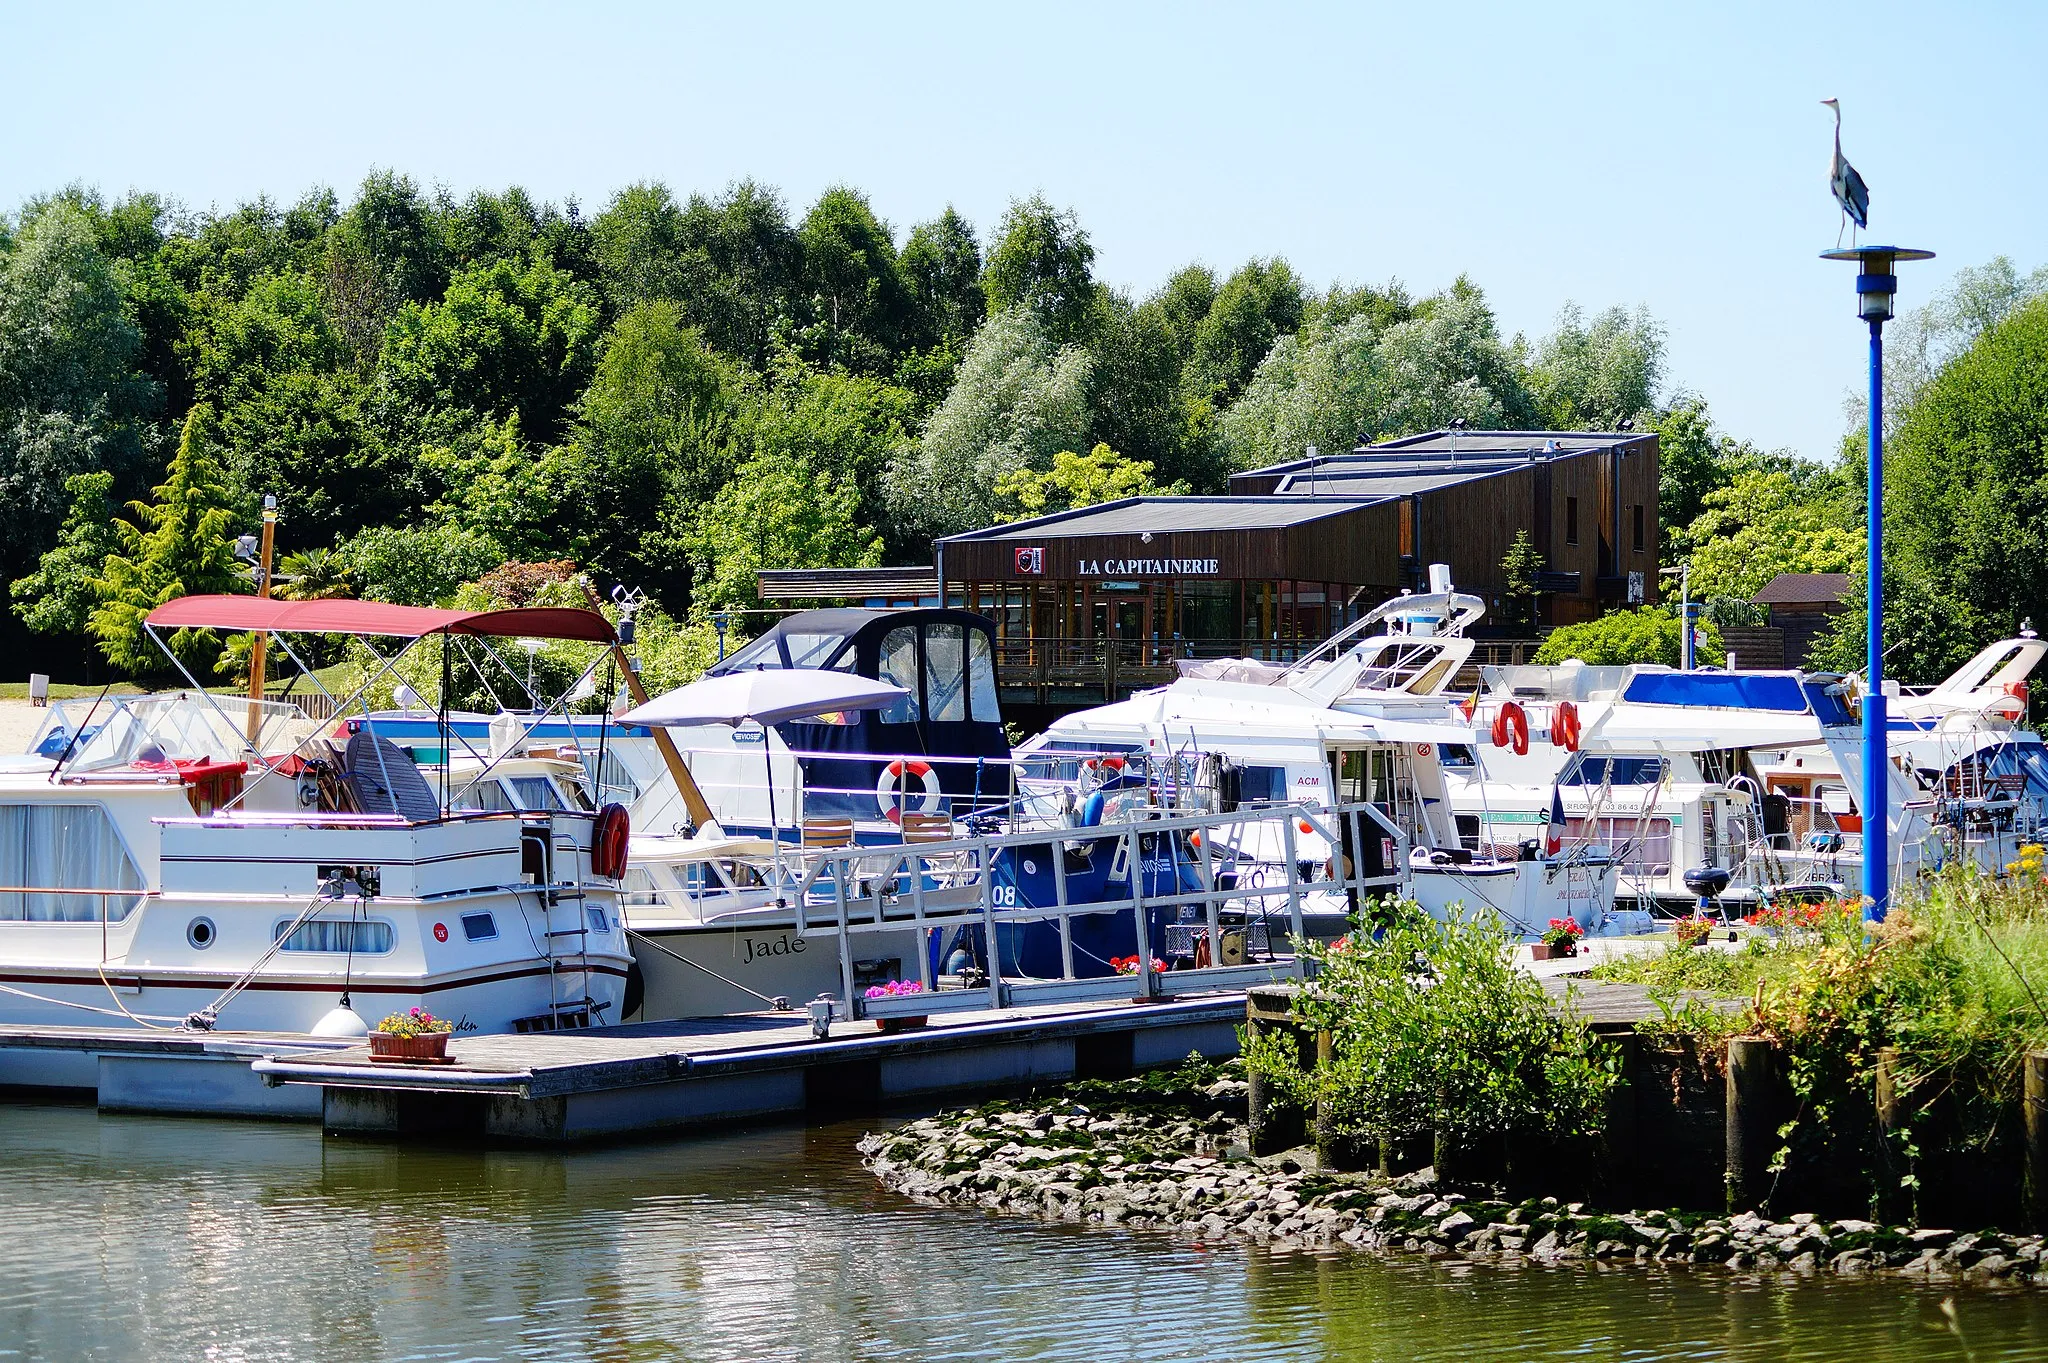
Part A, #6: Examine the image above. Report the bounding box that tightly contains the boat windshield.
[34,694,319,772]
[1562,755,1667,787]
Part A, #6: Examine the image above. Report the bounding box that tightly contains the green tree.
[1184,259,1305,408]
[561,302,746,593]
[1498,529,1545,629]
[1524,303,1664,430]
[1218,282,1530,471]
[88,405,246,675]
[739,360,916,554]
[1534,608,1724,668]
[886,306,1092,542]
[688,455,881,613]
[981,196,1097,346]
[794,186,909,374]
[0,203,159,574]
[10,470,117,637]
[1883,295,2048,645]
[993,442,1188,522]
[1681,466,1860,602]
[339,523,507,606]
[1085,289,1216,493]
[378,255,602,443]
[899,207,984,350]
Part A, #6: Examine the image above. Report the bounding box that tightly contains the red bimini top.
[144,596,617,644]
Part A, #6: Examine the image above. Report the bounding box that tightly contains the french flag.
[1545,785,1567,857]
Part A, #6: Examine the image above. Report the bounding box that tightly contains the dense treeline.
[0,173,1675,679]
[18,174,2030,687]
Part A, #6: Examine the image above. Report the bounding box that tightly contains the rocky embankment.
[858,1063,2048,1286]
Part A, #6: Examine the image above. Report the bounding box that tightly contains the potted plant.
[865,979,928,1032]
[1533,918,1583,961]
[369,1007,455,1063]
[1672,915,1715,949]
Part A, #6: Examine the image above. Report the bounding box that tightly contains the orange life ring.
[1553,700,1582,752]
[876,758,943,823]
[592,802,631,880]
[1997,681,2030,720]
[1490,701,1530,756]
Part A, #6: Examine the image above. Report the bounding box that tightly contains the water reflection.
[0,1103,2043,1362]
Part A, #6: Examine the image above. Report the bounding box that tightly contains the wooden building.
[1750,572,1852,668]
[761,429,1660,716]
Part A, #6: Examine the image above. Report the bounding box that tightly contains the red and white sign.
[1014,547,1044,575]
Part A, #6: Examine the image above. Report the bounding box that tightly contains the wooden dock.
[0,994,1234,1142]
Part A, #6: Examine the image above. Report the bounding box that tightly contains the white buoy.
[310,1004,368,1037]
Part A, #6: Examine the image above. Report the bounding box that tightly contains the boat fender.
[592,803,631,880]
[1491,701,1530,756]
[876,759,943,823]
[1080,790,1107,827]
[1552,700,1581,752]
[621,959,645,1021]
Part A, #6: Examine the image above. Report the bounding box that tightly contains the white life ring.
[876,759,943,823]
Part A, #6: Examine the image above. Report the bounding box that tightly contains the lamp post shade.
[620,669,909,729]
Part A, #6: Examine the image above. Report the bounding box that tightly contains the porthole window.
[460,911,498,942]
[186,916,216,950]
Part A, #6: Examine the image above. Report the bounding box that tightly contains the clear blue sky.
[5,1,2040,463]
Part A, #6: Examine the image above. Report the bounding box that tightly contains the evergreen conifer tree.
[89,405,246,675]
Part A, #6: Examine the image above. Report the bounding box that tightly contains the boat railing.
[772,799,1402,1019]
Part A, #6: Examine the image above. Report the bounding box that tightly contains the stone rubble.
[856,1070,2048,1287]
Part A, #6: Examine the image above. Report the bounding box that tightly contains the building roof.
[1749,573,1853,606]
[1233,429,1655,494]
[937,495,1386,543]
[756,566,939,601]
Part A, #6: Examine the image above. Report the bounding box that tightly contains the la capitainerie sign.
[1012,547,1220,577]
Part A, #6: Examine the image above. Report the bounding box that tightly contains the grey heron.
[1821,98,1870,247]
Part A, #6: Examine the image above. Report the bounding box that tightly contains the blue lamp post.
[1821,245,1933,920]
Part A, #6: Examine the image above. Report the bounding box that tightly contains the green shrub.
[1244,902,1619,1159]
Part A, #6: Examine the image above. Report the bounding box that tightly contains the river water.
[1,1102,2044,1362]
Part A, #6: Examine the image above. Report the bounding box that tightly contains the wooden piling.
[1724,1036,1780,1214]
[1313,1028,1337,1171]
[1245,986,1305,1156]
[1874,1045,1913,1225]
[2025,1051,2048,1232]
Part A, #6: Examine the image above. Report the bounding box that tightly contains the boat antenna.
[46,679,114,784]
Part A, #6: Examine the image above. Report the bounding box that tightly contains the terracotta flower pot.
[369,1031,452,1063]
[876,1016,930,1034]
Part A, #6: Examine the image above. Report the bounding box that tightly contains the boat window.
[717,632,784,671]
[926,624,969,723]
[782,632,849,670]
[454,780,515,812]
[1563,756,1666,787]
[967,629,999,722]
[1018,740,1137,785]
[508,777,565,811]
[1436,744,1477,770]
[877,627,921,723]
[460,911,498,942]
[0,804,145,923]
[273,919,395,953]
[587,749,641,806]
[1239,766,1284,802]
[1332,749,1390,804]
[1562,816,1673,875]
